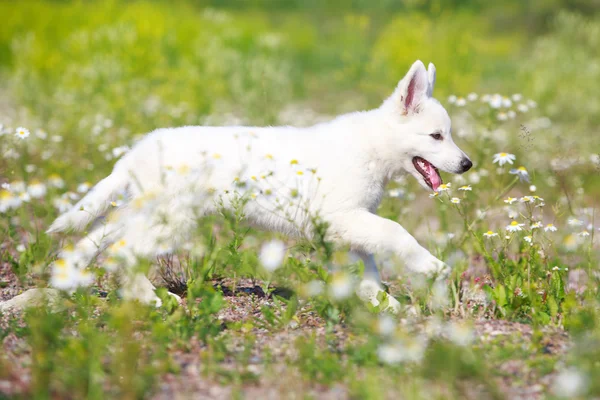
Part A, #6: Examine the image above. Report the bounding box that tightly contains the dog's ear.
[427,63,436,97]
[396,60,429,115]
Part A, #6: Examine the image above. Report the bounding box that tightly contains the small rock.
[0,288,63,312]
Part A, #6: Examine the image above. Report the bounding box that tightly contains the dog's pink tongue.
[426,163,442,191]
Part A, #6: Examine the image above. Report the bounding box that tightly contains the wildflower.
[53,194,73,213]
[458,185,472,191]
[509,166,530,182]
[303,280,325,297]
[428,192,439,198]
[524,235,533,244]
[378,315,396,336]
[552,266,560,271]
[35,129,47,139]
[377,337,427,365]
[430,280,449,310]
[77,182,91,193]
[493,152,516,166]
[520,196,534,203]
[448,95,457,104]
[504,197,517,204]
[27,180,47,199]
[436,183,451,192]
[544,224,557,232]
[329,272,354,300]
[579,231,590,237]
[483,231,498,238]
[448,322,474,346]
[497,112,508,121]
[526,99,537,108]
[15,127,30,139]
[517,104,529,113]
[552,368,588,398]
[529,185,537,192]
[48,174,65,188]
[259,240,285,272]
[567,218,584,227]
[1,182,10,190]
[512,93,523,102]
[212,153,221,159]
[450,197,460,204]
[387,188,404,198]
[467,92,478,101]
[290,159,299,165]
[455,97,466,107]
[531,222,542,229]
[489,94,502,108]
[264,153,273,160]
[506,221,525,232]
[19,192,31,203]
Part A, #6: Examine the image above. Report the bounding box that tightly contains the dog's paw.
[407,253,451,279]
[357,280,401,314]
[167,291,183,303]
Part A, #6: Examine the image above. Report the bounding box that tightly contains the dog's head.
[380,60,472,191]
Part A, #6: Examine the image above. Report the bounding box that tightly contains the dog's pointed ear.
[396,60,429,115]
[427,62,436,97]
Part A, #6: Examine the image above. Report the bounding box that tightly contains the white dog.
[47,60,472,311]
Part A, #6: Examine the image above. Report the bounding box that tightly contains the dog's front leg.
[329,210,449,277]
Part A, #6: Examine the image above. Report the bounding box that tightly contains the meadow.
[1,1,600,398]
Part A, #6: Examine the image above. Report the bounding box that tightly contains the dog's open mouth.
[412,156,442,191]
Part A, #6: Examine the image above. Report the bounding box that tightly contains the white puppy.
[48,60,472,311]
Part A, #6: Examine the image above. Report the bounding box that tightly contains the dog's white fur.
[48,60,471,311]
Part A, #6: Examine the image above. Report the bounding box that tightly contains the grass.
[1,1,600,399]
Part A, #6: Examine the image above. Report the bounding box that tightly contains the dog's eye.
[430,133,443,141]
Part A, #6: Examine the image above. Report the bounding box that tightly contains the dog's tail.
[47,169,129,233]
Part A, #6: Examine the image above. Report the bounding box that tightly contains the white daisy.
[467,92,478,101]
[48,174,65,189]
[567,218,584,227]
[504,197,517,204]
[15,127,30,140]
[483,231,498,238]
[531,222,543,229]
[579,231,590,237]
[387,188,404,198]
[436,183,451,192]
[450,197,461,204]
[506,221,525,232]
[512,93,523,102]
[448,95,457,104]
[455,97,466,107]
[493,152,516,166]
[489,94,503,109]
[458,185,472,191]
[27,180,47,199]
[77,182,92,193]
[524,235,533,243]
[259,240,286,272]
[329,272,354,300]
[544,224,558,232]
[509,166,530,182]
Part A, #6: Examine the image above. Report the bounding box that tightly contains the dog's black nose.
[460,158,473,173]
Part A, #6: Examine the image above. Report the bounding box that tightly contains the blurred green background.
[0,0,599,180]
